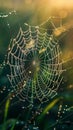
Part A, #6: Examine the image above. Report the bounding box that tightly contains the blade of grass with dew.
[3,99,10,130]
[37,97,61,122]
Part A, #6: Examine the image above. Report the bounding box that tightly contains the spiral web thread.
[6,17,64,106]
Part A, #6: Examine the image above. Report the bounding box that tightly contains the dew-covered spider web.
[6,17,64,107]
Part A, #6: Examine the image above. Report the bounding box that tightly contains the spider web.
[6,17,64,107]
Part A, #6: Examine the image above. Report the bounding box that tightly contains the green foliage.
[0,99,17,130]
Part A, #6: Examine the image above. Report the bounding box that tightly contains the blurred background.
[0,0,73,130]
